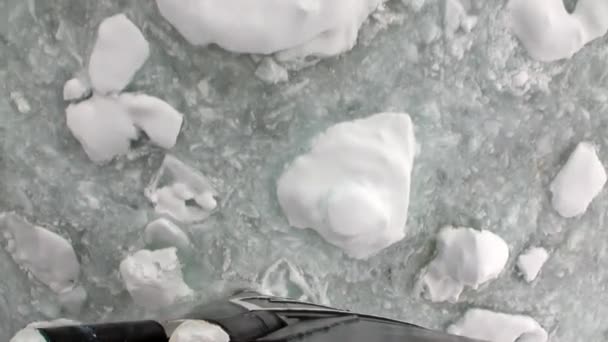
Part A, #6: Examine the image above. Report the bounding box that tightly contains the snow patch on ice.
[145,155,217,223]
[420,226,509,303]
[517,247,549,283]
[447,308,548,342]
[550,142,606,218]
[169,320,230,342]
[508,0,608,61]
[64,14,184,163]
[155,0,385,58]
[89,14,150,93]
[119,248,193,310]
[277,113,415,259]
[0,213,81,294]
[145,218,191,251]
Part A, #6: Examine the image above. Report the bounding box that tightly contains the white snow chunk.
[508,0,608,61]
[119,93,184,149]
[447,308,548,342]
[155,0,385,58]
[261,259,330,305]
[517,247,549,283]
[11,319,81,342]
[10,92,31,114]
[145,155,218,223]
[255,58,289,84]
[119,248,193,310]
[277,113,416,259]
[0,213,80,294]
[169,320,230,342]
[63,78,90,101]
[550,142,606,218]
[57,285,88,314]
[66,95,137,163]
[420,226,509,303]
[88,14,150,93]
[145,218,191,251]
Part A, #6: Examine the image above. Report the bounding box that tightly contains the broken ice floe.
[277,113,416,259]
[64,14,183,163]
[419,226,509,303]
[145,155,217,223]
[260,259,330,305]
[517,247,549,283]
[144,218,191,251]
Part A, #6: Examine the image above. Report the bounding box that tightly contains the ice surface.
[155,0,385,57]
[0,213,80,294]
[88,14,150,93]
[144,218,191,251]
[420,226,509,302]
[66,95,137,163]
[169,320,229,342]
[119,248,193,310]
[447,308,548,342]
[517,247,549,283]
[508,0,608,61]
[145,155,217,223]
[277,113,415,259]
[550,142,606,218]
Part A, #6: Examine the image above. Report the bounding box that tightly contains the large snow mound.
[155,0,385,58]
[277,113,416,259]
[119,248,193,310]
[550,142,606,218]
[0,213,80,294]
[508,0,608,61]
[447,308,548,342]
[420,226,509,302]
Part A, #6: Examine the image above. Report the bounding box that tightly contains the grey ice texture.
[1,0,608,341]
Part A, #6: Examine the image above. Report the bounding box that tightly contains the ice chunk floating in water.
[508,0,608,61]
[277,113,416,259]
[0,213,80,294]
[550,142,606,218]
[155,0,386,57]
[10,320,80,342]
[119,248,193,310]
[517,247,549,283]
[144,218,191,251]
[419,226,509,303]
[447,308,548,342]
[88,14,150,93]
[169,320,229,342]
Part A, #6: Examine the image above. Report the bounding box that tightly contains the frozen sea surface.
[1,0,608,341]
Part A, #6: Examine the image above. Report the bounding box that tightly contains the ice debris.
[508,0,608,61]
[10,320,80,342]
[119,248,193,310]
[62,78,91,101]
[277,113,416,259]
[420,226,509,303]
[169,320,230,342]
[255,57,289,84]
[260,259,330,305]
[517,247,549,283]
[145,155,218,223]
[145,218,191,251]
[550,142,606,218]
[88,14,150,94]
[64,14,183,163]
[155,0,386,58]
[447,308,548,342]
[0,213,81,294]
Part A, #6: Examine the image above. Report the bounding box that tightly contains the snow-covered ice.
[88,14,150,93]
[62,78,90,101]
[119,248,193,310]
[508,0,608,61]
[145,155,217,223]
[447,308,548,342]
[420,226,509,302]
[550,142,606,218]
[0,213,80,294]
[277,113,416,259]
[144,218,191,251]
[517,247,549,283]
[169,320,230,342]
[155,0,385,57]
